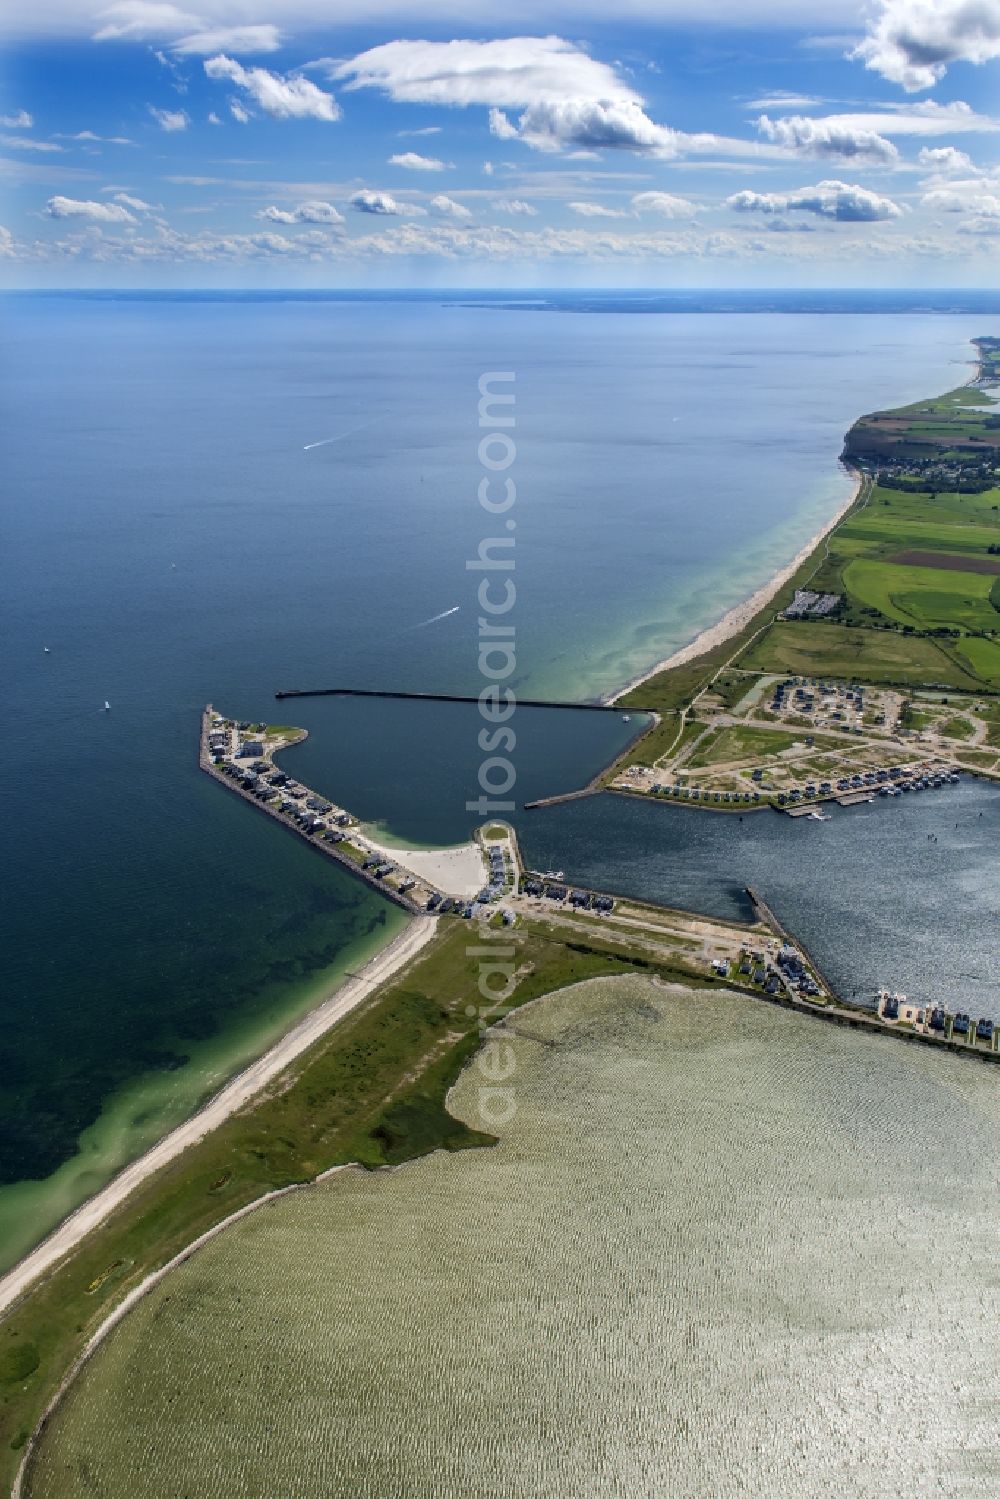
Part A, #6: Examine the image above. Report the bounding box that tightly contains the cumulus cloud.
[853,0,1000,90]
[349,188,426,215]
[332,36,682,157]
[429,193,471,218]
[149,105,189,131]
[918,145,976,172]
[756,113,900,163]
[727,179,903,221]
[172,24,281,55]
[0,110,32,128]
[388,150,447,170]
[493,98,683,155]
[923,188,1000,214]
[631,189,696,217]
[204,55,340,121]
[492,197,538,215]
[45,194,138,222]
[567,200,627,217]
[258,199,345,224]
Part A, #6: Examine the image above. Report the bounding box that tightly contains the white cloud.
[45,194,138,222]
[494,97,683,155]
[0,134,62,152]
[853,0,1000,90]
[918,145,976,172]
[727,178,903,221]
[631,189,696,216]
[756,113,899,163]
[923,188,1000,214]
[482,160,494,175]
[172,24,282,55]
[488,106,519,140]
[94,2,201,41]
[429,192,471,218]
[0,110,32,128]
[492,197,538,215]
[388,150,447,170]
[828,101,1000,136]
[567,200,627,216]
[333,37,683,157]
[60,129,134,144]
[258,199,345,224]
[745,93,823,110]
[397,125,442,136]
[230,100,251,122]
[958,213,1000,233]
[333,36,637,108]
[207,111,221,124]
[149,105,189,131]
[349,188,426,215]
[114,191,155,208]
[204,55,340,121]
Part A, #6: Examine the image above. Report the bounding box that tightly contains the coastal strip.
[0,915,437,1320]
[608,468,865,704]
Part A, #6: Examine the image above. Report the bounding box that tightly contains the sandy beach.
[609,469,864,704]
[355,831,486,898]
[0,915,437,1317]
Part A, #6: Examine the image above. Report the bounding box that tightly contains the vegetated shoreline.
[0,918,437,1323]
[12,969,706,1499]
[607,466,863,706]
[610,333,992,709]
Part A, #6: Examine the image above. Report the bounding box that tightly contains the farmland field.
[738,621,986,689]
[842,558,1000,633]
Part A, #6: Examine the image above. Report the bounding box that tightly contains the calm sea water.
[29,976,1000,1499]
[3,292,999,1268]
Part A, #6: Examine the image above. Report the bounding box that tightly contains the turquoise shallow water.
[3,292,999,1266]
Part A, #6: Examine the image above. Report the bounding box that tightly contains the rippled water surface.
[31,978,1000,1499]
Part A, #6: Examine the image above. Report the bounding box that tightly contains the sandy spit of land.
[609,469,863,704]
[0,915,438,1318]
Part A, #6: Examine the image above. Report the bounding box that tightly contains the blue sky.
[1,0,1000,286]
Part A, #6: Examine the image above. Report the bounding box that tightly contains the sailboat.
[43,646,50,654]
[103,701,111,713]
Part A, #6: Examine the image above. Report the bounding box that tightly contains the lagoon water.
[3,292,1000,1268]
[29,976,1000,1499]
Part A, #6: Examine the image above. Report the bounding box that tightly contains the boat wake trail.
[409,606,460,630]
[303,418,378,452]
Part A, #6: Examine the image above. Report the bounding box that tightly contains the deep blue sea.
[2,289,999,1269]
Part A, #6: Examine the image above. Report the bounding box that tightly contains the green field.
[843,558,1000,633]
[685,723,842,770]
[738,620,986,689]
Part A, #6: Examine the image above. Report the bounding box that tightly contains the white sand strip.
[357,834,486,899]
[609,470,863,703]
[0,916,438,1317]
